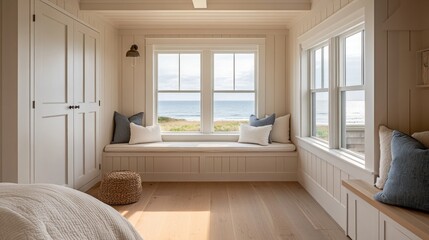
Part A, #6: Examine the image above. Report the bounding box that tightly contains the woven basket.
[99,170,142,205]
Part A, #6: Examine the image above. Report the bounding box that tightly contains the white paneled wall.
[119,30,289,120]
[103,152,298,181]
[382,14,429,134]
[289,0,373,231]
[298,147,353,230]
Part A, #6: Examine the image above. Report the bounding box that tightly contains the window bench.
[102,142,297,182]
[342,180,429,240]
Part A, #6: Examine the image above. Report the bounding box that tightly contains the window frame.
[145,38,266,140]
[154,50,203,132]
[310,43,330,143]
[338,28,366,159]
[305,24,366,163]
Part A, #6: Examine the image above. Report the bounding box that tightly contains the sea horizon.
[158,100,365,125]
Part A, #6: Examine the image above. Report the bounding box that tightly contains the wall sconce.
[126,44,140,67]
[126,44,140,57]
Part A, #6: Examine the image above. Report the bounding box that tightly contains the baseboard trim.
[139,172,297,182]
[78,175,101,192]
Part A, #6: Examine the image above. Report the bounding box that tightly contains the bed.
[0,183,143,240]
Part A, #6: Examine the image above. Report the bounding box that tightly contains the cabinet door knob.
[75,105,80,109]
[69,105,75,109]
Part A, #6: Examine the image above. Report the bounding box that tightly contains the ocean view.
[158,100,255,121]
[315,100,365,125]
[159,100,365,125]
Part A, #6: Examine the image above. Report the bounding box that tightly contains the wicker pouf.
[99,170,142,205]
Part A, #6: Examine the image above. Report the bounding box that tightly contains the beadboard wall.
[102,152,298,181]
[377,0,429,134]
[118,29,290,121]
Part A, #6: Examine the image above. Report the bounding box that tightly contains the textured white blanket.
[0,183,143,240]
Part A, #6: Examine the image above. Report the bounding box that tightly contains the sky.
[157,52,255,101]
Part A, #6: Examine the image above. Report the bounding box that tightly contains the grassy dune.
[158,116,247,132]
[315,125,329,141]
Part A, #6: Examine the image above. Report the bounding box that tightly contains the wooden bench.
[102,142,298,182]
[342,180,429,240]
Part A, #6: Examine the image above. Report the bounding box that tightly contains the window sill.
[296,137,374,182]
[161,133,239,142]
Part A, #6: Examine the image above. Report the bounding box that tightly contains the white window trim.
[307,26,366,164]
[298,1,375,172]
[145,38,266,141]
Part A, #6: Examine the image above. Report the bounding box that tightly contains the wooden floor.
[87,182,349,240]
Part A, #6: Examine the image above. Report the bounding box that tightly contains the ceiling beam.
[79,0,311,11]
[192,0,207,9]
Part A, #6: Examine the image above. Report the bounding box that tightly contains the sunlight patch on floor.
[135,211,211,240]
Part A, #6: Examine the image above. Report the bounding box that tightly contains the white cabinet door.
[73,22,100,190]
[34,0,74,187]
[347,191,379,240]
[379,213,421,240]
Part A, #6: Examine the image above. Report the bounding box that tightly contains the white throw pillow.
[271,114,291,143]
[238,124,272,146]
[129,123,162,144]
[412,131,429,148]
[375,125,393,189]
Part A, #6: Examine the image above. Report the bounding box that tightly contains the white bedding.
[0,183,143,240]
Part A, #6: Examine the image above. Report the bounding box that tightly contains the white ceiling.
[91,10,305,29]
[80,0,311,29]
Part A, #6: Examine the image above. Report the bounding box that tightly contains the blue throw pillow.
[249,114,275,143]
[374,131,429,212]
[112,112,144,144]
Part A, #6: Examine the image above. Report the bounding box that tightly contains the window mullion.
[361,30,365,85]
[201,50,212,133]
[339,85,364,91]
[178,54,181,90]
[329,37,340,149]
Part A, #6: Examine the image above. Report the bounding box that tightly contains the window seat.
[102,141,298,182]
[343,180,429,240]
[104,141,296,153]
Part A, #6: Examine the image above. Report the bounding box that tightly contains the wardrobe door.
[34,0,74,187]
[73,22,100,189]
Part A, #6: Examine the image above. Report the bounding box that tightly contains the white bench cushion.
[104,142,296,153]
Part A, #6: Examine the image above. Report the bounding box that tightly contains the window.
[157,53,201,132]
[311,46,329,141]
[213,53,256,132]
[308,27,365,159]
[340,31,365,156]
[154,45,259,134]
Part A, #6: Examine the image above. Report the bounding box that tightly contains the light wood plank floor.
[87,182,349,240]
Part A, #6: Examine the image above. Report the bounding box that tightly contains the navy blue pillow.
[249,114,275,143]
[374,131,429,212]
[112,112,144,144]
